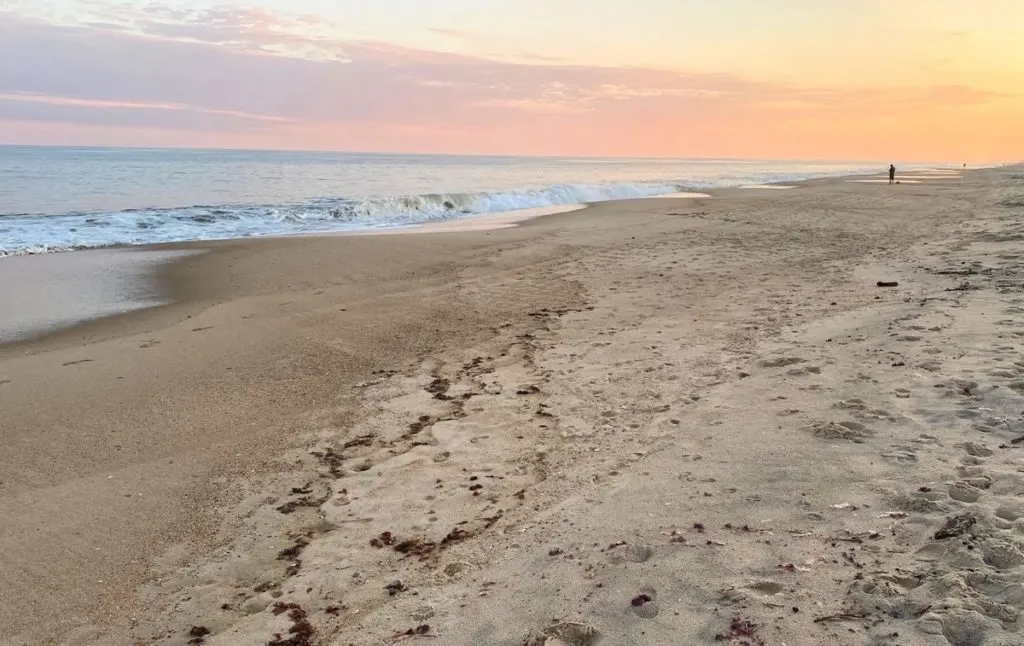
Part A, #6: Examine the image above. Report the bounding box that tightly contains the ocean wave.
[0,181,685,256]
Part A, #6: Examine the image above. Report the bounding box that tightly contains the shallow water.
[0,146,936,255]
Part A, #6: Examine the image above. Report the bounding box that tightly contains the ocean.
[0,147,925,256]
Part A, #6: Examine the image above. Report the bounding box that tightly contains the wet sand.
[7,167,1024,645]
[0,249,195,343]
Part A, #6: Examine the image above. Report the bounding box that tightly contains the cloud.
[0,7,1014,156]
[429,27,472,39]
[0,90,292,123]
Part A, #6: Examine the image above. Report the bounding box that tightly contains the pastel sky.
[1,0,1022,160]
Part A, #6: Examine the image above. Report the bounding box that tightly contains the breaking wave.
[0,181,687,256]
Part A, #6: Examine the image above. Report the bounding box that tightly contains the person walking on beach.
[889,164,896,185]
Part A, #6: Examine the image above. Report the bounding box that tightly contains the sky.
[0,0,1021,160]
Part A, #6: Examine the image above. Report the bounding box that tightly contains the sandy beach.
[5,166,1024,645]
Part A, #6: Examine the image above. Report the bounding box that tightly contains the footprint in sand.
[948,481,984,503]
[191,326,213,332]
[757,356,806,368]
[525,622,600,646]
[882,447,918,464]
[807,420,874,443]
[986,368,1019,378]
[786,365,821,376]
[746,581,785,596]
[62,359,94,367]
[981,540,1024,570]
[958,442,994,458]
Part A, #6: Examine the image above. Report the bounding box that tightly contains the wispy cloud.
[0,4,1016,157]
[0,90,293,122]
[429,27,472,39]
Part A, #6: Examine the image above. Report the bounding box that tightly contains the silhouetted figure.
[889,164,896,185]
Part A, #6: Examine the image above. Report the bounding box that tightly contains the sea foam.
[0,181,685,256]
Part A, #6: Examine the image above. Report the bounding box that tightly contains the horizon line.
[0,143,977,166]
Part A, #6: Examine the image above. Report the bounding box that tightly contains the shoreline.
[0,172,864,346]
[6,165,1020,645]
[0,162,962,262]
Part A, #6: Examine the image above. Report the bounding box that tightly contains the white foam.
[384,205,587,233]
[0,161,960,256]
[0,181,692,257]
[738,184,795,190]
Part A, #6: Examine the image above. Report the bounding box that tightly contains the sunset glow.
[1,0,1021,161]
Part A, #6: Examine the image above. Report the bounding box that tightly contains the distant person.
[889,164,896,185]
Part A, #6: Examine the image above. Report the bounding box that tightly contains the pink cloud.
[0,8,1017,159]
[0,91,292,122]
[428,27,473,39]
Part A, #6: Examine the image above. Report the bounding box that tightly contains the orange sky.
[0,0,1021,161]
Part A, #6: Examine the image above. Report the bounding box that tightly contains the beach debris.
[275,493,328,515]
[440,527,473,547]
[277,538,309,562]
[426,377,452,400]
[309,446,345,478]
[187,626,210,645]
[343,434,375,449]
[385,580,407,596]
[714,615,765,645]
[370,531,396,548]
[630,591,660,618]
[370,526,476,561]
[877,281,899,287]
[393,624,430,641]
[934,513,976,540]
[268,602,315,646]
[394,538,435,559]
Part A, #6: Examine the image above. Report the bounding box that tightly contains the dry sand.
[4,167,1024,645]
